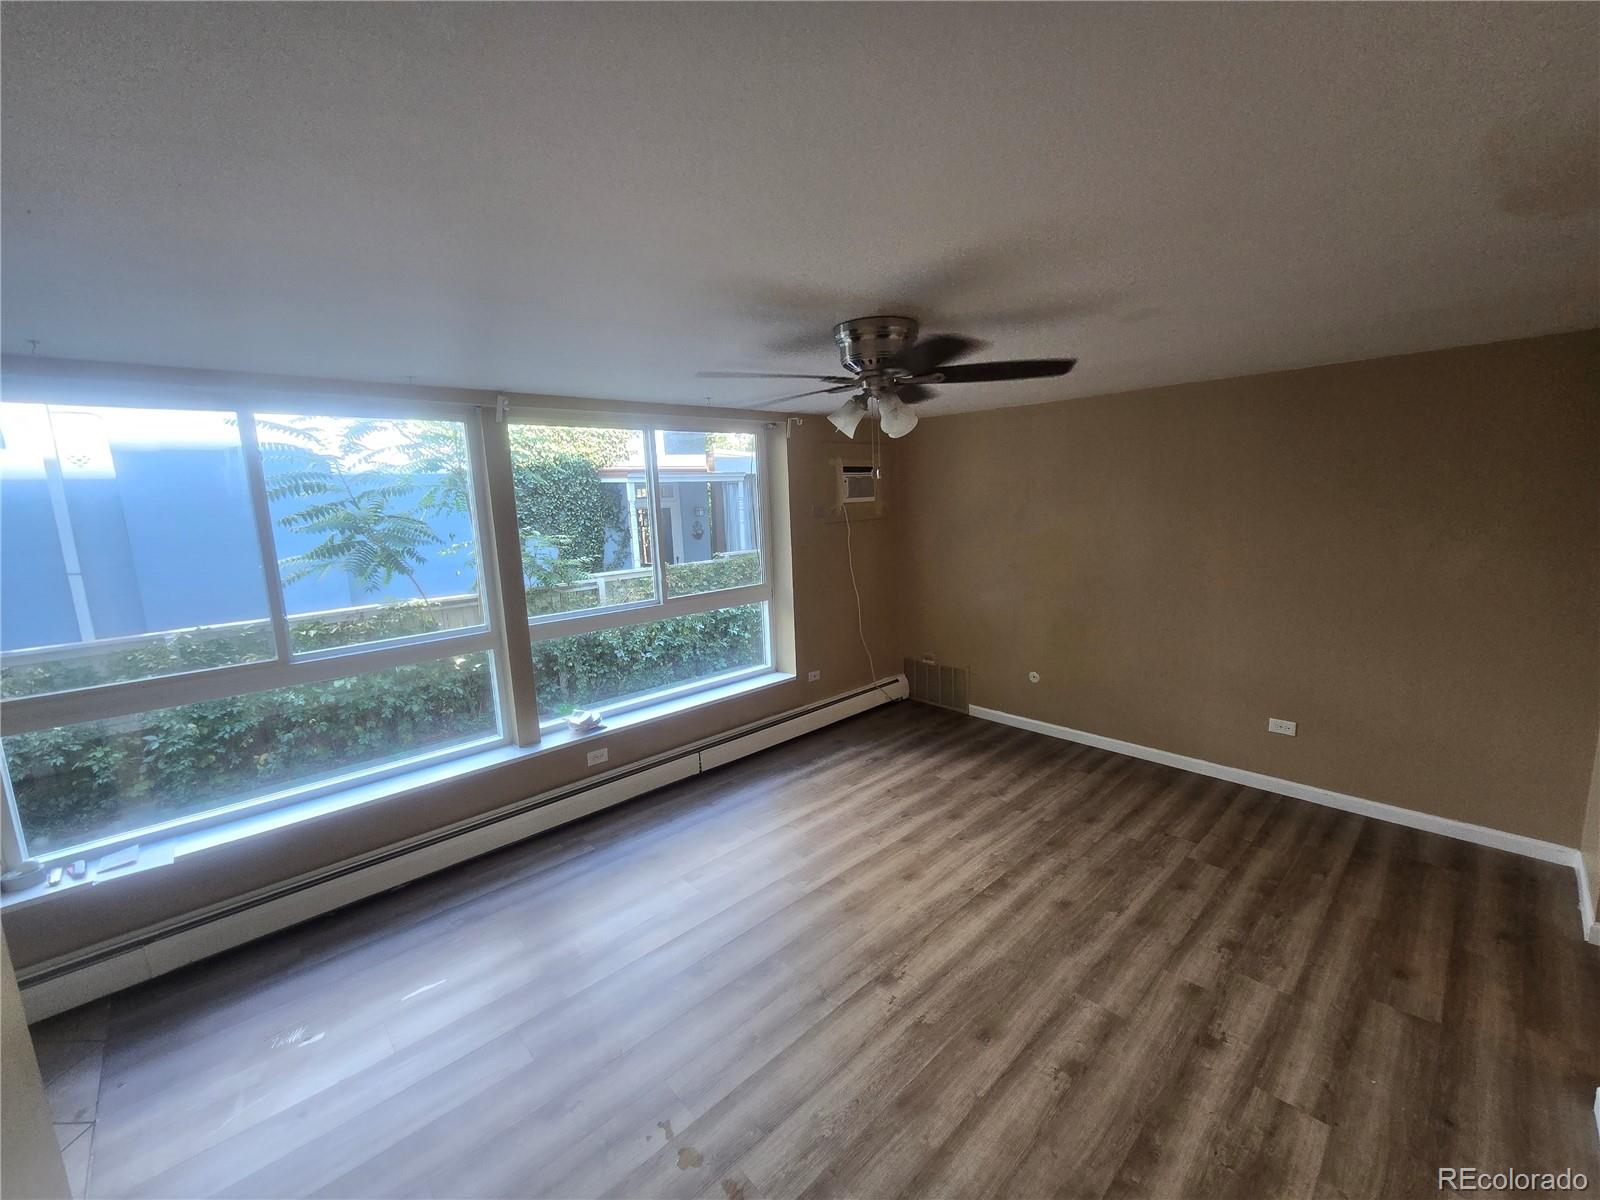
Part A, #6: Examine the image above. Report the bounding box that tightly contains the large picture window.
[0,386,775,866]
[257,413,488,651]
[531,606,768,720]
[0,403,276,697]
[509,420,771,726]
[0,394,504,861]
[4,653,498,855]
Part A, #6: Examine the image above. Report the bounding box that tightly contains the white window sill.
[0,669,794,912]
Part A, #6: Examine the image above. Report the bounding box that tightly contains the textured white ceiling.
[3,2,1596,414]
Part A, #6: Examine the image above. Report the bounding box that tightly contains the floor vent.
[905,657,970,713]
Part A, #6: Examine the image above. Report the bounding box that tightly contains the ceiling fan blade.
[897,334,985,376]
[746,383,859,408]
[932,358,1077,384]
[698,370,855,383]
[895,383,937,405]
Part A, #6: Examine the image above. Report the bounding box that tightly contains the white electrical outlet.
[807,670,821,682]
[586,747,609,766]
[1267,718,1297,736]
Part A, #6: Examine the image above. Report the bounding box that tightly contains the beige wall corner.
[1583,634,1600,930]
[1583,741,1600,930]
[1,929,70,1200]
[897,331,1600,848]
[1586,457,1600,931]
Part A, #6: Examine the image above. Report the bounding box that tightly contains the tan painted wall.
[3,400,901,971]
[1,929,70,1199]
[896,331,1600,847]
[1583,501,1600,916]
[1582,730,1600,918]
[8,332,1597,971]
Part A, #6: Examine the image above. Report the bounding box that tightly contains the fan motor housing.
[833,315,918,375]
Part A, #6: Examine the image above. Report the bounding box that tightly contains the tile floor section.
[31,997,110,1199]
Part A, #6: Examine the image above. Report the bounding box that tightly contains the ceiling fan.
[699,316,1076,439]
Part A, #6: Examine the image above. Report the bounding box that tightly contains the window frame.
[570,608,774,726]
[506,411,775,731]
[246,409,495,659]
[0,395,507,863]
[0,390,780,868]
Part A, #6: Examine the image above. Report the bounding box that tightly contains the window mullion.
[524,584,769,642]
[236,410,293,663]
[0,629,498,735]
[1,755,28,870]
[477,414,541,746]
[757,424,773,590]
[642,426,668,606]
[651,583,769,619]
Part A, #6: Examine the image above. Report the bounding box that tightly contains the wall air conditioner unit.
[823,454,885,522]
[839,463,878,506]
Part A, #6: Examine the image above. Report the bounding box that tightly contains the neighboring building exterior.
[0,406,757,655]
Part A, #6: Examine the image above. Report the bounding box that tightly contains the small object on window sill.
[47,867,63,887]
[1,860,46,892]
[97,844,140,873]
[66,859,88,880]
[566,711,605,735]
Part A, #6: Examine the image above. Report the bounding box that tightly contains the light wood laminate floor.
[33,703,1600,1199]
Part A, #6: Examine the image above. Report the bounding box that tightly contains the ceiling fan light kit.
[700,315,1076,438]
[876,393,919,439]
[828,394,869,438]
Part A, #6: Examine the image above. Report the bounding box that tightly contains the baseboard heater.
[18,674,910,1022]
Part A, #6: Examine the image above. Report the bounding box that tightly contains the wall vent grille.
[905,658,970,713]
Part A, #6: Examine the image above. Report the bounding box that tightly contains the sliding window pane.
[510,424,657,617]
[3,651,499,855]
[532,604,766,719]
[258,414,486,652]
[0,403,274,698]
[653,430,762,597]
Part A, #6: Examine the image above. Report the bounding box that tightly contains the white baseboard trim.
[19,676,909,1022]
[969,706,1595,944]
[1575,853,1599,947]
